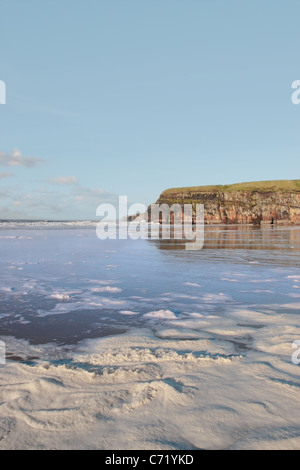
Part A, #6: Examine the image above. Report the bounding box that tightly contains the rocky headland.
[151,180,300,225]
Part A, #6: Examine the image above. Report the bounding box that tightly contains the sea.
[0,221,299,349]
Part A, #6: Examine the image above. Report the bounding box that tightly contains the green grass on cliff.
[161,180,300,196]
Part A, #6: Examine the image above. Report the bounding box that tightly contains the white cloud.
[71,186,105,201]
[0,149,43,167]
[0,184,121,220]
[0,172,13,179]
[48,176,78,185]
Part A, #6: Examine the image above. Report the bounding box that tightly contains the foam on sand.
[1,226,300,449]
[0,324,300,450]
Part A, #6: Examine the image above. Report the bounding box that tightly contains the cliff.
[152,180,300,225]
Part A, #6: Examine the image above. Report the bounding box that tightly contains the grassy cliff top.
[160,180,300,196]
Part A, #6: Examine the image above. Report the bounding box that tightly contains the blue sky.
[0,0,300,219]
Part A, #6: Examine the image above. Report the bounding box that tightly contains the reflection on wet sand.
[150,225,300,251]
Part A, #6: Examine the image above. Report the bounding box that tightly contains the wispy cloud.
[0,172,13,179]
[48,176,78,185]
[0,184,121,220]
[0,149,43,167]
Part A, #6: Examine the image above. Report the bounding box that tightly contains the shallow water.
[0,224,299,350]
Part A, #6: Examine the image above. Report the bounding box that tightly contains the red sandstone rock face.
[153,191,300,225]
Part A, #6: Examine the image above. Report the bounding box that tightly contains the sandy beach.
[0,226,300,449]
[1,323,300,450]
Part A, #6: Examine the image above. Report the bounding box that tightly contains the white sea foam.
[50,293,71,300]
[0,287,15,293]
[90,286,122,293]
[0,327,299,450]
[119,310,139,316]
[184,282,202,287]
[143,310,177,320]
[201,293,231,303]
[37,294,129,317]
[88,280,117,285]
